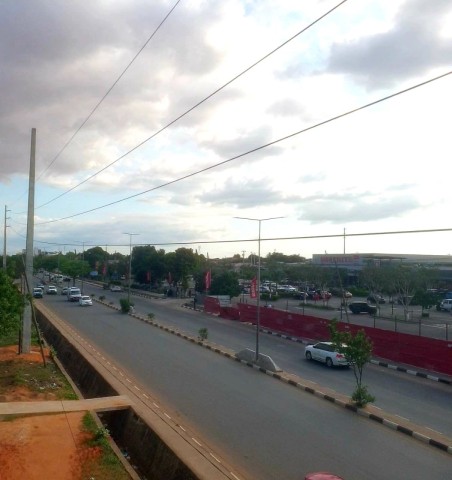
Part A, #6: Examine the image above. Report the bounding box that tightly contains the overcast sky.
[1,0,451,260]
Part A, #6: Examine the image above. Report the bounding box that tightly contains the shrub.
[198,327,208,342]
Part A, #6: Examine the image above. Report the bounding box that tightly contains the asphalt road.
[37,287,452,480]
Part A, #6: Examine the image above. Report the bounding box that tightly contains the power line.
[27,0,181,191]
[30,226,452,250]
[34,69,452,226]
[34,0,349,210]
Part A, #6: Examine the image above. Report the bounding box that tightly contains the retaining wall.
[35,309,199,480]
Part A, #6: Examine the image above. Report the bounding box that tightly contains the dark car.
[348,301,377,315]
[367,294,385,304]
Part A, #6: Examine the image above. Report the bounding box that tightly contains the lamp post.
[234,216,284,362]
[123,233,139,304]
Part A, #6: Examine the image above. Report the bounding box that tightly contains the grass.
[81,412,131,479]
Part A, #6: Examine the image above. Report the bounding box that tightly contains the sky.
[1,0,452,260]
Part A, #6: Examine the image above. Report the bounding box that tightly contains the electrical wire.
[36,0,182,182]
[34,69,452,226]
[28,226,452,249]
[34,0,350,210]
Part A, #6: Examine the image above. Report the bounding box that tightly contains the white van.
[67,287,82,302]
[439,299,452,312]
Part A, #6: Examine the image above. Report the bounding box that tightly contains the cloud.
[297,191,421,224]
[326,0,452,89]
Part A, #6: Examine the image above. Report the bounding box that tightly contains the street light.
[123,233,139,304]
[234,216,284,362]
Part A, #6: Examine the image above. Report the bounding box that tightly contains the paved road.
[37,290,452,480]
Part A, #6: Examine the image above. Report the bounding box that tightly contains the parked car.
[46,285,58,295]
[32,287,43,298]
[348,301,377,315]
[79,295,93,306]
[110,285,122,292]
[367,294,385,304]
[61,286,68,295]
[305,341,349,368]
[438,299,452,312]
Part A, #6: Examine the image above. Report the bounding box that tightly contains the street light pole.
[234,216,284,362]
[123,233,139,304]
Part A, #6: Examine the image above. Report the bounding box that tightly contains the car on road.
[305,341,349,367]
[32,287,43,298]
[61,286,68,295]
[79,295,93,306]
[110,285,122,292]
[46,285,58,295]
[348,301,377,315]
[67,287,82,302]
[367,294,385,304]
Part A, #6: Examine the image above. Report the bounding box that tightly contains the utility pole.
[23,128,36,354]
[123,233,139,304]
[3,205,11,270]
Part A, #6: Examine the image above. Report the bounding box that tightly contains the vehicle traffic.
[46,285,58,295]
[305,342,349,367]
[67,287,82,302]
[79,295,93,306]
[32,287,43,298]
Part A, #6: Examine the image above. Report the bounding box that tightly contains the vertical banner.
[168,272,172,285]
[205,270,211,290]
[146,271,151,282]
[250,276,257,298]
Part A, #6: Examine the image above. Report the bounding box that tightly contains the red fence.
[204,298,452,376]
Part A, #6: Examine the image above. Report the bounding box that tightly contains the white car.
[305,341,349,368]
[110,285,122,292]
[46,285,58,295]
[439,299,452,312]
[79,295,93,306]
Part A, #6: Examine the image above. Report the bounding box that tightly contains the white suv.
[439,299,452,312]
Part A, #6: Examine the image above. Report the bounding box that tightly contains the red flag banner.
[102,263,107,275]
[168,272,172,285]
[205,270,211,290]
[250,277,257,298]
[146,271,151,282]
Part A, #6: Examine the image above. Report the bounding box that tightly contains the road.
[36,287,452,480]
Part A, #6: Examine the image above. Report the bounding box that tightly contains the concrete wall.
[35,309,198,480]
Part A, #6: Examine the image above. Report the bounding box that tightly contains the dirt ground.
[0,345,97,480]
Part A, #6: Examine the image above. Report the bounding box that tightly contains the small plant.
[119,298,134,313]
[198,327,208,342]
[90,293,96,298]
[99,295,105,301]
[351,385,375,407]
[147,312,155,320]
[49,346,57,359]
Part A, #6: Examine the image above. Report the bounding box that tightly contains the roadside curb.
[93,299,452,455]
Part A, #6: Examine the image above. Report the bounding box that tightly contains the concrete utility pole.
[3,205,11,270]
[23,128,36,353]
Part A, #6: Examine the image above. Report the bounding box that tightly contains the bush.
[119,298,133,313]
[351,385,375,407]
[198,328,208,342]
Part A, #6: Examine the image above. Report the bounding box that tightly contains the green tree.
[209,271,241,298]
[84,246,108,271]
[328,319,374,407]
[0,270,24,341]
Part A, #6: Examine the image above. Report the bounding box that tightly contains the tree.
[0,270,24,341]
[328,319,374,407]
[209,271,241,298]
